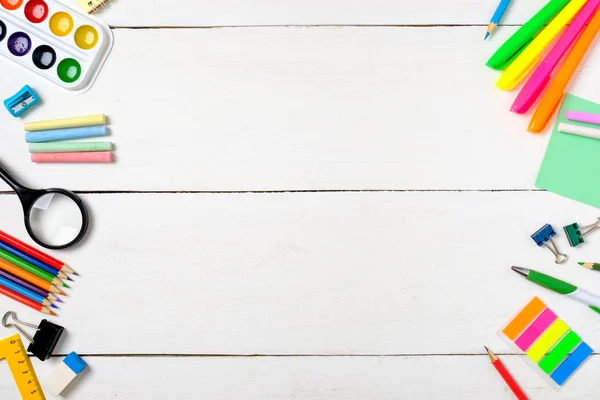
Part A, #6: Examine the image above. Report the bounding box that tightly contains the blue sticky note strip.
[63,352,87,375]
[550,342,593,385]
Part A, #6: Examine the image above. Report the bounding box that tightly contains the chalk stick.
[566,111,600,125]
[25,126,109,143]
[31,152,113,163]
[29,142,112,153]
[24,114,106,132]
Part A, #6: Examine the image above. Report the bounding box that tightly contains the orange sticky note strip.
[503,297,546,340]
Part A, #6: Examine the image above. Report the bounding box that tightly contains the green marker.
[487,0,571,70]
[512,266,600,314]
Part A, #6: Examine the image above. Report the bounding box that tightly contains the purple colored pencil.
[0,268,49,298]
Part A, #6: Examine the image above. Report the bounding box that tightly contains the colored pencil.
[486,0,514,40]
[0,275,56,308]
[0,258,62,294]
[0,241,68,281]
[578,262,600,271]
[485,347,528,400]
[0,247,68,283]
[0,268,56,300]
[0,285,56,315]
[0,231,76,275]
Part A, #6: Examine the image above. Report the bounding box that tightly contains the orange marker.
[0,258,61,294]
[529,8,600,133]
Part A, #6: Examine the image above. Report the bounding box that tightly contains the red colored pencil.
[0,230,76,275]
[0,285,56,315]
[485,347,528,400]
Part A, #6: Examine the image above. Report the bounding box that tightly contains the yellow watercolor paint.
[74,25,99,50]
[526,319,569,363]
[49,12,74,37]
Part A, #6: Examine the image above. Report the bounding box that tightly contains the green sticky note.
[536,94,600,207]
[539,330,581,374]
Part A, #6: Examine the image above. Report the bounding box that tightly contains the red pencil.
[0,230,76,275]
[0,285,56,315]
[485,346,528,400]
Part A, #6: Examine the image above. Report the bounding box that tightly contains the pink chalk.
[514,308,557,351]
[31,151,113,163]
[566,111,600,125]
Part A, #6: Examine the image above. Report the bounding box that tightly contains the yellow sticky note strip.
[526,319,570,363]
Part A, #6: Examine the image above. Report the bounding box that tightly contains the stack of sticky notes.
[486,0,600,133]
[499,297,593,389]
[24,114,114,163]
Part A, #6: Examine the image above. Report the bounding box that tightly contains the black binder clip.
[2,311,64,361]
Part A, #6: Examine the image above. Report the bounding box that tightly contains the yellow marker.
[24,114,106,132]
[526,319,570,363]
[0,334,45,400]
[496,0,587,91]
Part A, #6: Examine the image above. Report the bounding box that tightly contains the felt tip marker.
[512,266,600,314]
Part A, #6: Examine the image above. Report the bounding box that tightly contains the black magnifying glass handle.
[0,163,44,209]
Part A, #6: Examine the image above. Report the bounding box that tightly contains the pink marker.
[31,151,113,163]
[566,110,600,125]
[511,0,600,114]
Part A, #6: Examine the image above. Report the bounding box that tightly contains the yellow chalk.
[24,114,107,132]
[526,319,570,363]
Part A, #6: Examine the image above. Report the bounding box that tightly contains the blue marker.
[485,0,514,40]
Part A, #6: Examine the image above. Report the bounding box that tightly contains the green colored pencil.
[0,248,66,286]
[578,262,600,271]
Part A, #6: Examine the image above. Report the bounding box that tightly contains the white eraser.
[43,352,87,397]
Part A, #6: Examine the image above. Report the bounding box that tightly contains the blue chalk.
[550,342,593,386]
[25,125,109,143]
[63,352,87,375]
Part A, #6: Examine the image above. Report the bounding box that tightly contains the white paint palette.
[0,0,113,94]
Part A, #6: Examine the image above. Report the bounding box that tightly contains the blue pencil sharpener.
[3,85,40,118]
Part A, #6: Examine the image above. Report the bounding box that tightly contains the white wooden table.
[1,1,600,398]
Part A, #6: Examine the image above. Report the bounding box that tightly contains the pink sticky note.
[515,308,557,351]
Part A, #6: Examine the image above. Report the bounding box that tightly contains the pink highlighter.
[511,0,600,114]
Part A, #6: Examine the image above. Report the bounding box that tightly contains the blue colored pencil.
[0,275,57,308]
[0,240,61,277]
[485,0,514,40]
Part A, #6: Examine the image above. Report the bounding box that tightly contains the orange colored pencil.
[0,285,55,315]
[0,258,61,294]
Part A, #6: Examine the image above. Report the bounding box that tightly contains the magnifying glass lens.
[28,193,84,247]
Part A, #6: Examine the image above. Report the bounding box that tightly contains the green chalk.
[28,142,113,153]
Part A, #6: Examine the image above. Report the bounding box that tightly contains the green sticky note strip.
[539,330,581,374]
[536,94,600,207]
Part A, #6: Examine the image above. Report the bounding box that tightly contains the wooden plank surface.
[0,191,598,356]
[1,356,599,399]
[4,26,600,191]
[70,0,551,27]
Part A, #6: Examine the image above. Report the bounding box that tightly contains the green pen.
[487,0,571,70]
[512,266,600,314]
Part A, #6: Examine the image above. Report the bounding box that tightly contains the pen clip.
[498,38,535,70]
[531,93,565,134]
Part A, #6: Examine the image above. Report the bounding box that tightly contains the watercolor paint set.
[0,0,113,94]
[499,297,593,390]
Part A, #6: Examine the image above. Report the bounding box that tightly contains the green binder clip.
[564,218,600,247]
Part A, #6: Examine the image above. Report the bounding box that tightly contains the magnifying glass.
[0,163,88,249]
